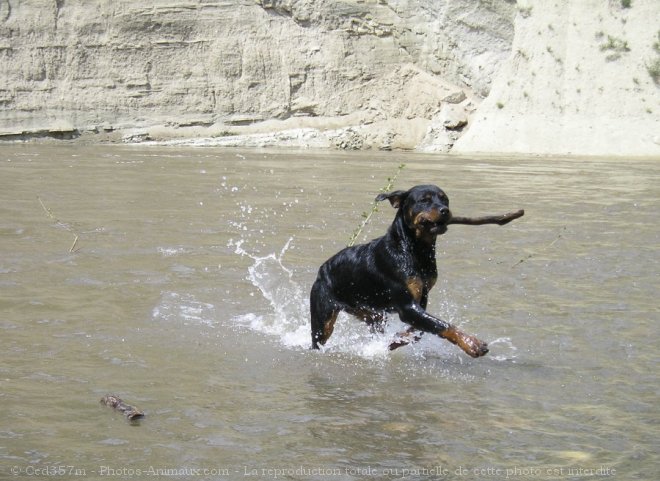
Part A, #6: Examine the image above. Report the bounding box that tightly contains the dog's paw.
[441,327,489,358]
[459,334,489,358]
[388,339,409,351]
[388,329,423,351]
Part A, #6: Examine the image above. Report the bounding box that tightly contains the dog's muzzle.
[415,207,451,234]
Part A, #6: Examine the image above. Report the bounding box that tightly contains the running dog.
[309,184,523,357]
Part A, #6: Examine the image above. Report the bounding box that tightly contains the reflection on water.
[0,145,658,480]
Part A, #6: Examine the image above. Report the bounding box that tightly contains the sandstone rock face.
[454,0,660,156]
[2,1,656,155]
[0,0,515,149]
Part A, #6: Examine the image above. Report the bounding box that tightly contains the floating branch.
[348,163,406,247]
[100,394,145,421]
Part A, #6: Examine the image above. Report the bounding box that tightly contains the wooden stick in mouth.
[449,209,524,226]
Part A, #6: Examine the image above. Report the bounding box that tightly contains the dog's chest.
[405,273,437,302]
[403,255,437,302]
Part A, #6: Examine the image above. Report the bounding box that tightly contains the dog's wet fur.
[310,185,490,357]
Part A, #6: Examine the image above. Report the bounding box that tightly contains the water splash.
[228,239,517,362]
[229,239,440,359]
[153,292,217,328]
[486,337,518,362]
[229,238,310,349]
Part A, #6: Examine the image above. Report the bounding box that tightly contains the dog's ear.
[375,190,408,208]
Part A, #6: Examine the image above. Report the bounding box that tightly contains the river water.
[0,145,657,480]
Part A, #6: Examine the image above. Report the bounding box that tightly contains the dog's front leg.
[397,303,489,358]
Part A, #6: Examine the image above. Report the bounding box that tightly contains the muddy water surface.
[0,145,658,480]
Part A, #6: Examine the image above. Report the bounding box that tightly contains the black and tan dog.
[310,184,523,357]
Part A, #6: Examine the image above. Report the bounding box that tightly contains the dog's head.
[376,185,452,238]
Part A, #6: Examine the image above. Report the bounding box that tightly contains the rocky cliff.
[0,0,515,150]
[0,0,658,156]
[454,0,660,156]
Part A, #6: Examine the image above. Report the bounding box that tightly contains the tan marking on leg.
[319,311,338,346]
[440,326,489,358]
[406,276,424,303]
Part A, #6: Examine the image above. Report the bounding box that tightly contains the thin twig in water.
[69,235,79,253]
[37,196,82,253]
[38,196,55,219]
[348,163,405,247]
[511,227,565,268]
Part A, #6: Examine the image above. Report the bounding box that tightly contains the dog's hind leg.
[310,279,339,349]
